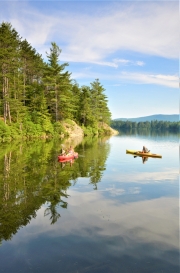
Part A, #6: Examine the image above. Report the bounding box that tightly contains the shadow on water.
[0,136,110,244]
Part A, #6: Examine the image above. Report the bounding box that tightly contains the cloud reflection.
[12,191,178,251]
[6,189,178,271]
[105,168,178,184]
[100,187,141,196]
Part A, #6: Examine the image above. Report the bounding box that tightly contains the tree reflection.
[44,204,60,225]
[0,137,110,243]
[77,137,110,190]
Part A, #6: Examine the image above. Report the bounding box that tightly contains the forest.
[0,22,111,141]
[111,120,180,132]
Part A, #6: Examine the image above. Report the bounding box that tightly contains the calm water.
[0,132,179,273]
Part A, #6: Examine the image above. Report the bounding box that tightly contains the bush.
[9,123,23,139]
[82,125,98,136]
[64,119,74,126]
[0,120,11,139]
[41,118,54,135]
[53,122,66,135]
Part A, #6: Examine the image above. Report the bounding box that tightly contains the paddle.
[133,150,150,155]
[133,152,139,157]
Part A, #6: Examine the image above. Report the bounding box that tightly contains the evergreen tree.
[90,79,111,125]
[44,42,72,122]
[0,22,21,124]
[71,81,81,124]
[0,22,114,140]
[79,86,93,126]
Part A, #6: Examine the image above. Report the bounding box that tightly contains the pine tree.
[0,22,21,124]
[90,79,111,125]
[71,81,81,124]
[79,86,94,126]
[44,42,72,122]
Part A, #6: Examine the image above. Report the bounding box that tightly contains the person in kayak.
[60,148,66,156]
[142,146,150,153]
[66,146,74,156]
[68,146,74,154]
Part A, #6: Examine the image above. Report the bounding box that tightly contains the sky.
[0,0,179,119]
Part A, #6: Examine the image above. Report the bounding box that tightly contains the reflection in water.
[133,155,149,164]
[142,156,148,164]
[0,134,179,273]
[118,128,180,138]
[60,159,74,168]
[0,137,110,243]
[76,137,110,190]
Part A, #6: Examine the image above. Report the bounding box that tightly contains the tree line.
[0,22,111,141]
[111,120,179,132]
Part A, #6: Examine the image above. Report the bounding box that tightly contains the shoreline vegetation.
[0,22,118,142]
[0,22,178,143]
[111,120,179,133]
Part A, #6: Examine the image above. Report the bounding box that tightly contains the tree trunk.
[3,152,11,202]
[2,65,11,124]
[23,67,26,106]
[55,82,58,122]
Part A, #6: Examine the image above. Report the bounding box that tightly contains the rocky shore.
[62,120,118,138]
[61,120,119,148]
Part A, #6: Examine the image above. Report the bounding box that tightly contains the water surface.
[0,133,179,273]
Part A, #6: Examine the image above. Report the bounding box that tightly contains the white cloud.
[71,70,178,88]
[64,2,178,60]
[119,72,179,88]
[90,61,118,68]
[59,57,144,68]
[136,61,145,66]
[114,59,131,65]
[113,59,145,67]
[2,1,179,62]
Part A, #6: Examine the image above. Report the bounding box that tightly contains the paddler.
[142,146,150,153]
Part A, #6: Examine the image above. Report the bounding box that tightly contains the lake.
[0,131,179,273]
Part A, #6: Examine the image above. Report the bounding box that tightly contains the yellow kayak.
[126,150,162,158]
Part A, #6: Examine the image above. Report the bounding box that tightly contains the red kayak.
[58,152,78,162]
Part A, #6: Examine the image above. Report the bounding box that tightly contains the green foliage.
[23,120,43,137]
[82,125,98,136]
[0,137,110,242]
[53,121,65,135]
[64,119,74,125]
[0,22,112,141]
[9,123,23,139]
[0,120,11,140]
[44,42,72,122]
[111,120,180,133]
[90,79,111,125]
[98,128,112,136]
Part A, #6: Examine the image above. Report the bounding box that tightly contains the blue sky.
[0,1,179,119]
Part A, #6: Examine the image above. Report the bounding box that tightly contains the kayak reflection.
[60,159,74,168]
[134,155,148,164]
[142,156,148,164]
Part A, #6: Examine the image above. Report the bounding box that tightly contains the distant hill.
[113,114,179,123]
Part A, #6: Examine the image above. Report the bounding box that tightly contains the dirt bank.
[61,120,118,148]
